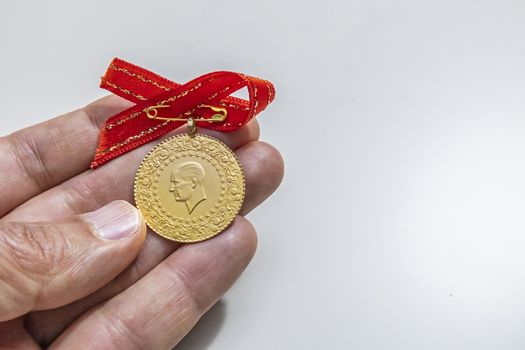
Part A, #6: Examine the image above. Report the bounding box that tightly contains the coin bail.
[187,117,197,137]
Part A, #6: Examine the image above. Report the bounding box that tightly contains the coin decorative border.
[134,134,245,242]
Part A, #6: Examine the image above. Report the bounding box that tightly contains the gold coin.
[134,134,245,242]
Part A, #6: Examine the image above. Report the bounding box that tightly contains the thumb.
[0,200,146,322]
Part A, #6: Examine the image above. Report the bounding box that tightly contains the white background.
[2,1,525,349]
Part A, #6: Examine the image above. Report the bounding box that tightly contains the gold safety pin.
[144,104,227,122]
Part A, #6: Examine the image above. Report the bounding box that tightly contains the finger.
[0,201,146,322]
[50,216,257,350]
[0,95,132,217]
[3,118,260,222]
[24,141,284,345]
[240,141,285,214]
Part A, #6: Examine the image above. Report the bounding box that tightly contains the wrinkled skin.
[0,95,284,349]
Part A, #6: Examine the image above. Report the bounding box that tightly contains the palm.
[0,96,283,349]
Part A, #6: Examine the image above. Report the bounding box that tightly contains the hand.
[0,96,284,349]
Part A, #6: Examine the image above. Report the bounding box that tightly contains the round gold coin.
[134,134,245,242]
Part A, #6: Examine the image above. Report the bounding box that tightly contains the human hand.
[0,96,284,349]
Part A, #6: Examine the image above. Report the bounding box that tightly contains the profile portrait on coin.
[169,161,208,214]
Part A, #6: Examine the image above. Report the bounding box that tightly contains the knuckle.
[5,132,53,191]
[0,222,70,279]
[102,306,149,350]
[164,261,206,316]
[0,222,71,315]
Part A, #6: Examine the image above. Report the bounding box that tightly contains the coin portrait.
[134,134,245,242]
[170,161,208,214]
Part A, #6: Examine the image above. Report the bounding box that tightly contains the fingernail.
[82,201,142,240]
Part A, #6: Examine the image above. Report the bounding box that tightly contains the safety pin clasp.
[144,104,227,122]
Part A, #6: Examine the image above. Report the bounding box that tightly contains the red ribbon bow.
[91,58,275,168]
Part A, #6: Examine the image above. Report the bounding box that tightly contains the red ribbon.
[91,58,275,168]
